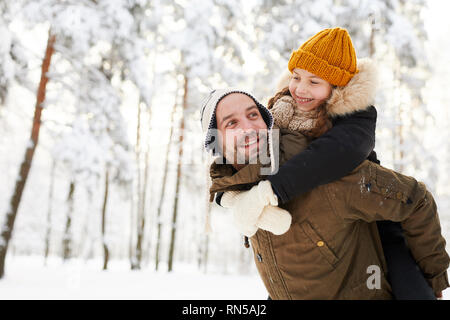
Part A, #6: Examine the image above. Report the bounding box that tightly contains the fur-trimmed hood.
[275,58,378,118]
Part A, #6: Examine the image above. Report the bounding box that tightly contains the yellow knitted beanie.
[288,27,358,87]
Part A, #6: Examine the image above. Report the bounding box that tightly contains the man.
[200,88,449,299]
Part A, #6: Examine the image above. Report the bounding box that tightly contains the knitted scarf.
[270,95,331,135]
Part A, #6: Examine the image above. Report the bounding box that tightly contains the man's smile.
[241,136,259,149]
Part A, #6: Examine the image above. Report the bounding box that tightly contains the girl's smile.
[293,97,314,105]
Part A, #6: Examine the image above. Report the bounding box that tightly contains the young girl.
[216,27,438,299]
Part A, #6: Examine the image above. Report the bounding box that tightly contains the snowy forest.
[0,0,449,299]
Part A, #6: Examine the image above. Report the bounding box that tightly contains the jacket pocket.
[300,220,339,267]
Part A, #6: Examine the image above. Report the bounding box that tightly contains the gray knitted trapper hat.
[200,88,274,153]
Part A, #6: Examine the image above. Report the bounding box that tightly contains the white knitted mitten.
[257,205,292,235]
[221,181,291,236]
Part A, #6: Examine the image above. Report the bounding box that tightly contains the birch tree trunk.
[63,181,75,261]
[134,181,146,270]
[101,169,110,270]
[0,31,56,278]
[128,188,135,267]
[132,100,151,270]
[131,99,142,270]
[167,73,188,272]
[139,106,152,267]
[44,160,56,265]
[155,83,179,271]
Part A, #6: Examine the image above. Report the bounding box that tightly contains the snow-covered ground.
[0,256,267,300]
[0,256,448,300]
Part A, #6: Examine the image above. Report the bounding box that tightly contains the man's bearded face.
[215,93,268,167]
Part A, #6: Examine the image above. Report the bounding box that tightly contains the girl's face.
[289,68,333,112]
